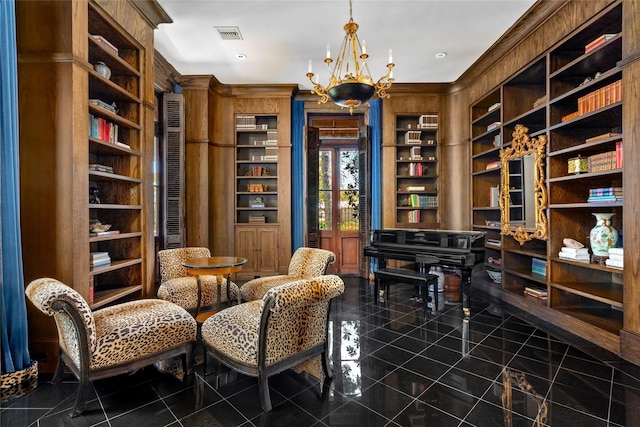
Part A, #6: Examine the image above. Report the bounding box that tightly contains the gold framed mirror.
[499,124,548,245]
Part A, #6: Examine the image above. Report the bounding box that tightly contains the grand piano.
[364,228,486,311]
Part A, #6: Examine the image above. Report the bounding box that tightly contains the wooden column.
[181,76,213,247]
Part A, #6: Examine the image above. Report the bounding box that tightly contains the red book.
[616,141,623,168]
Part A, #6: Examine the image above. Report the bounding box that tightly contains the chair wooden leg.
[51,352,66,383]
[70,375,91,417]
[184,343,194,376]
[258,373,272,412]
[321,347,332,379]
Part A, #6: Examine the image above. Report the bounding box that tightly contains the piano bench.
[374,268,440,311]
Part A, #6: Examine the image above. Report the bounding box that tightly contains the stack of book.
[486,121,501,131]
[588,144,622,173]
[418,115,438,129]
[248,215,266,223]
[408,162,424,176]
[605,247,623,269]
[577,80,622,115]
[487,102,501,112]
[91,35,118,55]
[587,186,623,203]
[236,115,257,129]
[407,209,421,223]
[524,286,548,300]
[531,258,547,277]
[558,246,590,261]
[89,164,113,174]
[404,130,422,144]
[90,229,120,237]
[90,251,111,268]
[584,33,617,53]
[410,146,422,160]
[485,161,500,170]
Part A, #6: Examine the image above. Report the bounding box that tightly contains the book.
[608,253,623,262]
[524,291,548,300]
[487,102,501,112]
[524,287,548,297]
[589,187,622,197]
[250,203,265,208]
[584,33,616,53]
[561,111,580,122]
[89,99,116,113]
[91,258,111,267]
[605,258,623,269]
[487,121,501,131]
[406,186,425,191]
[485,161,500,170]
[532,95,547,108]
[559,252,590,261]
[585,132,620,143]
[587,195,623,203]
[91,34,119,54]
[560,247,589,255]
[89,164,114,173]
[489,186,500,207]
[609,247,624,255]
[90,230,120,237]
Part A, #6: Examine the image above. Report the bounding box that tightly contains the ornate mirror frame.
[499,124,548,245]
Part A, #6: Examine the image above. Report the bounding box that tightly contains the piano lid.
[369,228,485,250]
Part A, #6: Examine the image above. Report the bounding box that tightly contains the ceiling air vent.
[215,26,243,40]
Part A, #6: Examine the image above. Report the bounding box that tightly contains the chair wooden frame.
[204,296,335,412]
[48,299,194,417]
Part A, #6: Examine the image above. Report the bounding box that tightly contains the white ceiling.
[154,0,537,90]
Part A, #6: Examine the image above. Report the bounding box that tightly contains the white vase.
[94,61,111,79]
[589,213,618,256]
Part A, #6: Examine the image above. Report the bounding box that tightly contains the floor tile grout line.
[607,367,615,426]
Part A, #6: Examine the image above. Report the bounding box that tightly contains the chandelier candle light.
[306,0,394,113]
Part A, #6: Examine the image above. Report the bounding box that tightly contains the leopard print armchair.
[201,274,344,412]
[240,247,335,302]
[25,278,197,417]
[157,247,240,312]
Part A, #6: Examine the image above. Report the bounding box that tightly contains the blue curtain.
[291,100,305,251]
[368,99,382,273]
[1,0,31,373]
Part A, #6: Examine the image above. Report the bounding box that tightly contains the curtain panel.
[1,0,31,374]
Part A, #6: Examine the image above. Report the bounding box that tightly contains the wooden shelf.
[91,285,142,310]
[553,307,622,336]
[550,281,622,307]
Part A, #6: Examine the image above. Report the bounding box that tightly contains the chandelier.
[306,0,394,113]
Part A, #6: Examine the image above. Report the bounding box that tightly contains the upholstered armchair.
[25,278,197,417]
[240,247,335,302]
[157,247,240,313]
[201,274,344,411]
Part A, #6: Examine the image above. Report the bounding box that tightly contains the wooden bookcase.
[87,4,145,308]
[470,1,627,356]
[17,0,165,371]
[471,89,503,274]
[394,114,439,228]
[546,2,623,353]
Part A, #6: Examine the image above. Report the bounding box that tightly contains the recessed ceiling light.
[236,54,247,60]
[435,52,447,59]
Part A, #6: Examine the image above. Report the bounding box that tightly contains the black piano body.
[364,228,486,311]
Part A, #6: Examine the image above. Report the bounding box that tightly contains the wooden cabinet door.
[235,227,258,272]
[256,226,279,274]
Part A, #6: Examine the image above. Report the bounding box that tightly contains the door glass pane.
[339,149,359,230]
[319,151,332,230]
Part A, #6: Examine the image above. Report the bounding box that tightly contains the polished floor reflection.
[3,277,640,426]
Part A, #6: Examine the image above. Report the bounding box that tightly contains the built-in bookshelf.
[17,0,164,372]
[470,1,629,357]
[546,2,623,352]
[395,114,439,227]
[471,90,503,275]
[86,4,145,309]
[235,115,279,225]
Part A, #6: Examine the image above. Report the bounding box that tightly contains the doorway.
[309,114,365,275]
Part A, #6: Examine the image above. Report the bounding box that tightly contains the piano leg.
[461,270,471,317]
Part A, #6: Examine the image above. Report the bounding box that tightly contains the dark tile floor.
[3,276,640,426]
